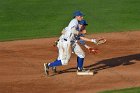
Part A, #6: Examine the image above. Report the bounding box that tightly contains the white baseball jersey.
[65,19,85,58]
[59,18,79,41]
[57,18,79,65]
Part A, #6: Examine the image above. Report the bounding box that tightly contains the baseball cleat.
[44,63,49,75]
[77,69,90,72]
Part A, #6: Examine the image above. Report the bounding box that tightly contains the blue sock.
[77,57,84,70]
[48,60,62,67]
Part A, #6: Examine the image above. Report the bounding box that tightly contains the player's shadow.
[86,53,140,73]
[53,53,140,76]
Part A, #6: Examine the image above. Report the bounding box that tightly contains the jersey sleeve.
[79,39,86,45]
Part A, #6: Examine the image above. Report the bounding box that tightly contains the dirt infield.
[0,31,140,93]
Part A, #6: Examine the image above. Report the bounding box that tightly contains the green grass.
[0,0,140,41]
[99,87,140,93]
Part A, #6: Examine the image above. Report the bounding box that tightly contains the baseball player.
[72,20,98,73]
[44,11,84,75]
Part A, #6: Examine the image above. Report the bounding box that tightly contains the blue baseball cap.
[79,20,88,26]
[73,11,84,17]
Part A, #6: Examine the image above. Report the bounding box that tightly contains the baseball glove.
[53,40,59,47]
[95,38,106,45]
[88,48,99,54]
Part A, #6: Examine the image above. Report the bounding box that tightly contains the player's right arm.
[80,37,96,42]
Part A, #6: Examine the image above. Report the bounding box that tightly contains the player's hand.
[53,40,59,47]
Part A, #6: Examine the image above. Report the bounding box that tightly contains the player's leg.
[44,41,63,75]
[73,43,85,71]
[74,43,93,75]
[58,41,71,65]
[44,41,71,75]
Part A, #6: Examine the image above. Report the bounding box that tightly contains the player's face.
[79,24,86,30]
[76,16,83,21]
[81,25,86,30]
[79,24,86,34]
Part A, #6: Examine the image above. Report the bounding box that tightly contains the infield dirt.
[0,31,140,93]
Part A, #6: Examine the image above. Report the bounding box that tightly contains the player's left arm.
[84,44,99,54]
[78,35,99,54]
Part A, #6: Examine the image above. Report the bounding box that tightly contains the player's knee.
[78,53,85,58]
[78,55,85,58]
